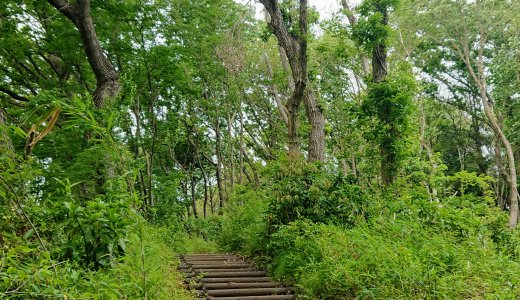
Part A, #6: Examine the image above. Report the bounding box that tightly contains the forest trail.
[179,254,295,300]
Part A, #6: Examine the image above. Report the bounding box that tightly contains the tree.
[259,0,326,162]
[411,0,520,228]
[353,0,412,186]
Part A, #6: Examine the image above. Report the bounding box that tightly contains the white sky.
[236,0,358,20]
[310,0,342,19]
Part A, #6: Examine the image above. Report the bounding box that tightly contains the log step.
[206,287,288,297]
[197,277,272,283]
[178,253,295,299]
[184,254,236,259]
[186,258,244,261]
[206,296,294,300]
[193,282,282,290]
[197,271,267,278]
[194,268,258,273]
[191,264,252,269]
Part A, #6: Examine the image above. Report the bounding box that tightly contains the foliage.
[2,0,520,299]
[51,195,132,269]
[268,218,520,299]
[361,70,415,170]
[0,222,192,299]
[352,0,400,52]
[265,157,368,230]
[210,166,520,298]
[263,170,519,298]
[217,185,270,257]
[277,0,320,38]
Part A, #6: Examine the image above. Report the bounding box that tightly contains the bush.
[266,157,368,230]
[51,197,131,269]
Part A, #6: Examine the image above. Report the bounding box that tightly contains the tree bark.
[263,53,289,125]
[191,174,198,218]
[47,0,120,107]
[481,92,518,228]
[419,99,438,201]
[208,178,215,214]
[215,118,226,210]
[227,112,235,189]
[203,173,208,218]
[493,138,509,209]
[303,89,326,162]
[239,97,244,184]
[0,109,14,158]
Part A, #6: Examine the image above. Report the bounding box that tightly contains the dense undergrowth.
[0,100,218,299]
[0,154,210,299]
[191,158,520,299]
[1,210,196,299]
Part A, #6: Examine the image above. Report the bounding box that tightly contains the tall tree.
[411,0,520,228]
[259,0,326,162]
[353,0,411,186]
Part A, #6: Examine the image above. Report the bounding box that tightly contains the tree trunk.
[303,89,325,162]
[183,180,190,217]
[191,174,198,219]
[287,91,301,158]
[263,52,289,126]
[370,4,394,186]
[459,30,520,228]
[468,96,487,174]
[203,173,208,218]
[47,0,120,107]
[481,93,518,228]
[240,147,260,187]
[208,178,215,214]
[340,0,370,76]
[197,150,209,219]
[227,112,235,189]
[494,138,509,209]
[215,119,226,210]
[419,99,438,201]
[0,109,14,157]
[372,44,387,83]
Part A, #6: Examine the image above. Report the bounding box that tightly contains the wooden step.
[184,258,237,262]
[194,268,258,273]
[190,263,252,269]
[197,271,267,278]
[184,257,237,260]
[206,287,288,297]
[206,296,294,300]
[179,253,295,299]
[184,254,236,259]
[197,277,272,283]
[193,282,282,290]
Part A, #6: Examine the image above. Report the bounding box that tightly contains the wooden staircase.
[179,254,295,300]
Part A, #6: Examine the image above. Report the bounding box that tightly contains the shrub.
[266,157,368,230]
